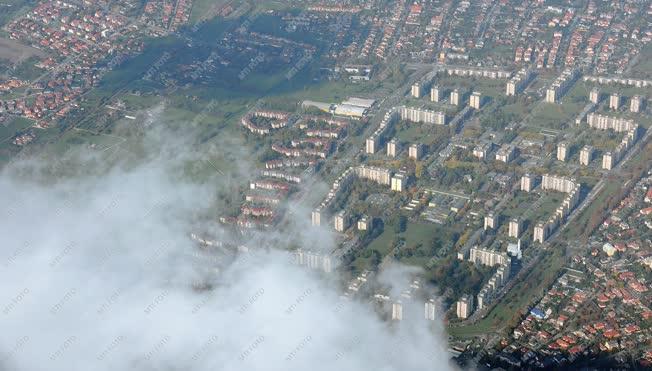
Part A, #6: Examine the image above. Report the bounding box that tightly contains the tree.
[397,215,407,233]
[415,161,423,178]
[370,250,382,267]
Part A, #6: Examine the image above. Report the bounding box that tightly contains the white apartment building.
[355,165,392,185]
[411,82,421,98]
[602,151,614,170]
[469,92,482,109]
[469,247,509,267]
[365,135,378,154]
[495,145,516,163]
[508,218,521,238]
[533,221,550,244]
[545,69,579,103]
[430,86,441,102]
[589,87,600,104]
[425,299,437,321]
[506,69,532,96]
[334,210,348,232]
[586,113,636,132]
[609,93,620,110]
[391,173,407,192]
[520,173,534,192]
[484,213,497,230]
[294,249,333,273]
[399,106,446,125]
[557,142,568,162]
[409,143,423,160]
[630,95,642,113]
[450,89,461,106]
[391,302,403,321]
[311,208,322,226]
[357,216,369,231]
[579,145,593,166]
[541,174,578,193]
[456,295,473,319]
[387,138,398,157]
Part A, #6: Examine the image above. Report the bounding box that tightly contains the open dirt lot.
[0,37,46,63]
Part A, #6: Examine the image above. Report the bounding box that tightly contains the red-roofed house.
[568,345,583,355]
[624,324,639,335]
[628,280,648,293]
[645,187,652,203]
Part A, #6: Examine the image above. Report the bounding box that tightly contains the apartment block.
[557,142,568,162]
[630,95,642,113]
[533,221,550,244]
[355,165,392,185]
[602,151,614,170]
[450,89,461,106]
[399,106,446,125]
[469,91,482,109]
[411,82,421,98]
[586,113,636,132]
[541,174,578,193]
[456,295,473,319]
[387,138,398,157]
[444,67,511,79]
[390,173,407,192]
[365,135,378,154]
[294,249,333,273]
[484,212,497,230]
[579,145,593,166]
[520,173,534,192]
[430,86,441,102]
[609,93,620,110]
[508,218,522,238]
[334,210,348,232]
[409,143,423,160]
[424,299,437,321]
[473,142,494,159]
[506,69,532,96]
[469,247,509,267]
[357,216,369,231]
[495,145,516,163]
[589,87,600,104]
[545,69,578,103]
[311,208,322,226]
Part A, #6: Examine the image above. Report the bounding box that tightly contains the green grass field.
[189,0,234,22]
[628,44,652,80]
[0,0,37,27]
[353,220,461,271]
[0,116,34,162]
[394,122,450,145]
[0,116,32,141]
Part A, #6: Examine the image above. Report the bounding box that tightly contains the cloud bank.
[0,128,455,370]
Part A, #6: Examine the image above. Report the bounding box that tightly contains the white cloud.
[0,129,455,371]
